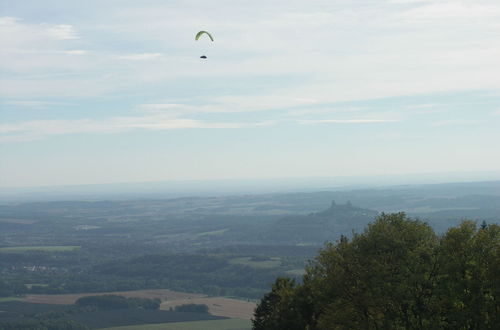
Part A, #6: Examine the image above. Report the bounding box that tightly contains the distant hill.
[268,201,379,244]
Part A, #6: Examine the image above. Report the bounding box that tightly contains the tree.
[75,294,160,310]
[253,277,309,330]
[307,213,439,329]
[436,221,499,329]
[174,303,209,313]
[253,213,499,329]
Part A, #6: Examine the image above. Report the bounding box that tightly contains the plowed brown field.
[21,289,256,319]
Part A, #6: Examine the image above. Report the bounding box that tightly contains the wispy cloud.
[1,2,500,186]
[2,0,500,100]
[387,0,433,4]
[45,24,78,39]
[0,16,91,78]
[404,103,438,109]
[114,53,162,60]
[297,118,401,125]
[0,17,79,47]
[138,96,319,115]
[0,114,269,143]
[430,119,481,127]
[398,2,500,22]
[64,50,87,55]
[4,100,72,108]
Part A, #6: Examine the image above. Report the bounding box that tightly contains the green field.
[24,283,49,289]
[229,257,281,269]
[196,228,229,237]
[0,245,80,253]
[103,318,251,330]
[0,297,21,302]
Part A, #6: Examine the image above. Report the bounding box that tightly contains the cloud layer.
[1,0,499,186]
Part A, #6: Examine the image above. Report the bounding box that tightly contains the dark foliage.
[67,309,226,329]
[0,301,76,318]
[174,303,209,313]
[253,213,500,329]
[0,319,89,330]
[75,294,160,310]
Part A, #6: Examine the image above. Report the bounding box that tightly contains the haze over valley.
[1,0,499,328]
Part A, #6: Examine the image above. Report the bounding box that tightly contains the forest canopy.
[253,213,499,329]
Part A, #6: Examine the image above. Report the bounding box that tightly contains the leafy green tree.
[436,221,499,329]
[253,277,309,330]
[253,213,499,329]
[307,213,440,329]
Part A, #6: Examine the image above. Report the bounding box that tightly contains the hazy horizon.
[2,171,500,204]
[3,169,500,188]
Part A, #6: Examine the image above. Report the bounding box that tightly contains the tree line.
[75,294,160,310]
[253,213,499,329]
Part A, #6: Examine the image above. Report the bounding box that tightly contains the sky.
[1,0,500,188]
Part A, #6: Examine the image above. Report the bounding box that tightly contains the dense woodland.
[253,213,499,329]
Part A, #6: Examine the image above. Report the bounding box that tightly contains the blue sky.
[1,0,500,187]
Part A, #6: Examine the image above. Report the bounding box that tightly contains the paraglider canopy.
[195,31,214,41]
[200,55,207,59]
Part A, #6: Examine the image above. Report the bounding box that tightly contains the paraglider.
[195,31,214,42]
[195,31,213,59]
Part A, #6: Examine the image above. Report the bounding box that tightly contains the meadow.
[103,318,251,330]
[0,245,80,253]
